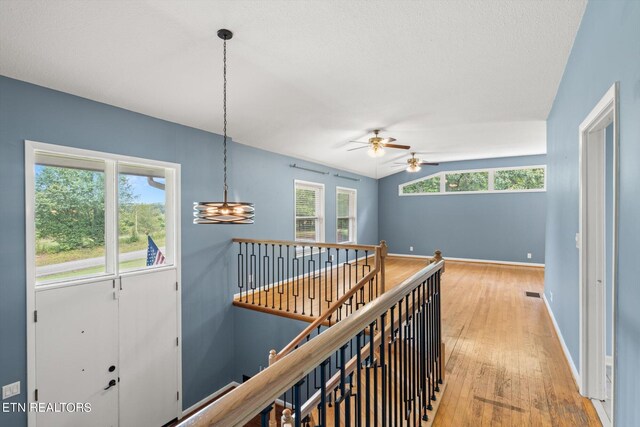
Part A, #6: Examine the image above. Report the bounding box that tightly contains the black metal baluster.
[293,379,303,427]
[301,245,306,315]
[293,248,299,313]
[286,245,290,312]
[429,276,436,405]
[403,295,409,423]
[244,242,249,303]
[412,288,417,425]
[372,321,378,426]
[354,249,359,285]
[237,242,244,303]
[271,244,276,309]
[419,281,428,421]
[355,331,363,427]
[319,359,328,427]
[308,247,316,317]
[437,271,443,387]
[277,245,284,311]
[392,304,399,427]
[262,246,267,307]
[257,244,262,307]
[250,243,256,305]
[259,403,272,427]
[380,313,387,427]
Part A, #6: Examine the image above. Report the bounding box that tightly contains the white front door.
[119,269,179,427]
[35,279,119,427]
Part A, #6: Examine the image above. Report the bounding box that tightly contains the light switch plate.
[2,381,20,399]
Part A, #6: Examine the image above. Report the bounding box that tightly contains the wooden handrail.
[232,237,378,252]
[178,259,444,427]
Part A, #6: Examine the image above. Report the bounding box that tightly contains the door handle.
[104,379,116,390]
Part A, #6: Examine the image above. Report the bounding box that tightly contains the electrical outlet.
[409,246,414,252]
[550,291,553,303]
[527,253,532,259]
[248,274,253,285]
[2,381,20,400]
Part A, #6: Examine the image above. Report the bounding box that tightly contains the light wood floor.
[433,261,601,427]
[235,257,601,426]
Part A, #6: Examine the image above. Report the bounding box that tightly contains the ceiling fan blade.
[419,162,440,166]
[384,137,397,143]
[348,140,370,145]
[347,146,369,151]
[383,143,411,150]
[392,162,408,165]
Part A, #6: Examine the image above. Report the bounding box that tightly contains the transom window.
[336,187,357,244]
[294,180,325,243]
[399,165,546,196]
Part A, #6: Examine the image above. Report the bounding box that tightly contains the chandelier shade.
[193,200,255,224]
[193,28,255,225]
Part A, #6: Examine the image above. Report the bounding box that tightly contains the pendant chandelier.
[193,29,255,224]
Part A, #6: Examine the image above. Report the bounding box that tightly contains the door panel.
[35,280,119,427]
[119,269,178,427]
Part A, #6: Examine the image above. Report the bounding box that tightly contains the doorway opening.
[578,82,618,426]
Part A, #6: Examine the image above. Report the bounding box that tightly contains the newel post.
[433,249,444,272]
[280,408,293,426]
[268,349,277,427]
[379,240,388,294]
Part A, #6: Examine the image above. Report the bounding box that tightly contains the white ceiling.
[0,0,586,178]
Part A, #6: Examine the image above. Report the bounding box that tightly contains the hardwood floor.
[232,257,600,426]
[434,261,600,426]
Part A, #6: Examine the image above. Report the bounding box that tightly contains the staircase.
[178,239,446,427]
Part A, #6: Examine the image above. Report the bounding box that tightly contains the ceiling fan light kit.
[396,152,440,173]
[368,146,385,158]
[349,129,410,159]
[194,29,255,225]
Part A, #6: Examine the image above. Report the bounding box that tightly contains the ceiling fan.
[393,152,440,172]
[347,129,410,158]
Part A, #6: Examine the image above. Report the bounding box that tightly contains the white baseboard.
[181,381,240,418]
[542,294,581,387]
[388,253,545,267]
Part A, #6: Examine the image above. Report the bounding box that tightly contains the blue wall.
[545,0,640,423]
[378,155,546,264]
[0,76,378,425]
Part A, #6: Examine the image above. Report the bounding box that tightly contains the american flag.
[146,235,166,266]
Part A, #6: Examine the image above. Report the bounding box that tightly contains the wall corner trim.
[542,293,580,388]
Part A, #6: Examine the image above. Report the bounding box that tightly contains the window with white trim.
[399,165,546,196]
[32,145,178,284]
[336,187,357,244]
[295,180,325,243]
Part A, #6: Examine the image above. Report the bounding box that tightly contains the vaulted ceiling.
[0,0,586,177]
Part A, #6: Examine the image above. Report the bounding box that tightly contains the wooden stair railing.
[232,238,388,322]
[178,251,445,427]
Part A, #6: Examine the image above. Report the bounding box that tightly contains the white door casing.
[578,82,618,424]
[25,141,182,426]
